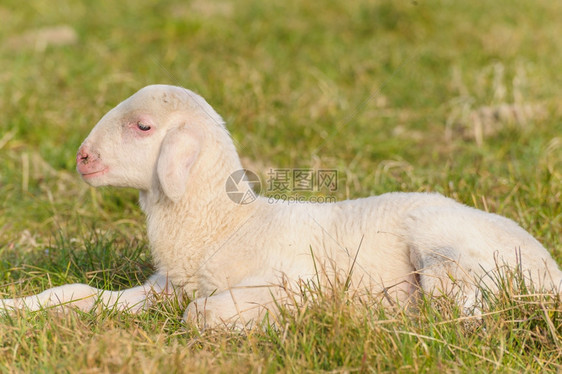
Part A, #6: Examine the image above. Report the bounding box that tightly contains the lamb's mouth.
[79,168,109,179]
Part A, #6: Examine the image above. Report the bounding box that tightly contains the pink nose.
[76,148,90,165]
[76,146,100,175]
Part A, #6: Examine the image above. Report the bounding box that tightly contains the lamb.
[2,84,561,328]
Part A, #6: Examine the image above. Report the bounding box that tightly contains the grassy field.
[1,0,561,372]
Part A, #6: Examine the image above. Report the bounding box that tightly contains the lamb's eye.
[137,121,151,131]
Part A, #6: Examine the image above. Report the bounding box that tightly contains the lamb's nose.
[76,148,90,164]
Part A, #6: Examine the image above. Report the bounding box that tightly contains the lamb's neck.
[139,147,260,282]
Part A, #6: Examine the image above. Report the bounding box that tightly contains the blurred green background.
[1,0,560,249]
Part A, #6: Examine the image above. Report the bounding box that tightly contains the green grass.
[1,0,561,371]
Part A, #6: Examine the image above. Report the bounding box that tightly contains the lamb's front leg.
[184,277,287,330]
[0,272,175,314]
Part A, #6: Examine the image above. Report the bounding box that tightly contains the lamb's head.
[77,85,230,202]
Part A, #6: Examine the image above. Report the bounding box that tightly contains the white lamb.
[2,85,561,328]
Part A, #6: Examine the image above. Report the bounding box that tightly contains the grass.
[0,0,561,371]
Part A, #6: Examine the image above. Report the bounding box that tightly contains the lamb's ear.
[156,126,201,202]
